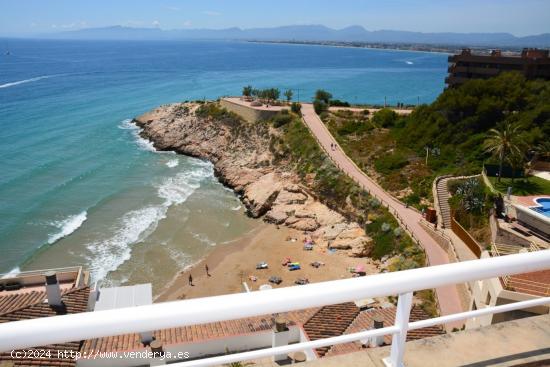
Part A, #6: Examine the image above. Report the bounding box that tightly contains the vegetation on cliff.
[323,73,550,206]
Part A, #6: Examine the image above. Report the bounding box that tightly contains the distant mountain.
[41,25,550,47]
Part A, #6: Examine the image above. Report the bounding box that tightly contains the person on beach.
[188,274,193,286]
[205,264,210,277]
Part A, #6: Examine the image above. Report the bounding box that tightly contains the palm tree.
[483,123,523,182]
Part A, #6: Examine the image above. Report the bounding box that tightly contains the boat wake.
[0,75,57,89]
[47,211,88,245]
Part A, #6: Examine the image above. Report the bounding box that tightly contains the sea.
[0,39,447,292]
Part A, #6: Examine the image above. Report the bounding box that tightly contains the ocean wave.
[47,211,87,245]
[166,159,179,168]
[157,162,213,206]
[231,204,242,211]
[118,118,175,154]
[0,75,57,89]
[1,267,21,279]
[405,61,414,65]
[86,160,214,282]
[86,206,166,282]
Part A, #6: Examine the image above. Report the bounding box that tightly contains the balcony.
[0,251,549,367]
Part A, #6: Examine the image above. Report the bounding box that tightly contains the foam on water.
[406,61,414,65]
[1,267,20,278]
[86,159,214,282]
[166,159,179,168]
[118,119,167,153]
[191,232,217,247]
[47,211,88,245]
[86,206,164,282]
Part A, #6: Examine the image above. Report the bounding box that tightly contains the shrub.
[315,89,333,104]
[337,119,369,136]
[372,108,399,128]
[290,102,302,114]
[313,100,328,114]
[330,99,350,107]
[272,113,292,128]
[374,152,408,174]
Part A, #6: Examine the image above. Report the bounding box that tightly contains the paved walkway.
[300,104,464,324]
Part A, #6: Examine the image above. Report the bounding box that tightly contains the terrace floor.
[251,314,550,367]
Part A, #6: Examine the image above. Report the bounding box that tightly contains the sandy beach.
[156,221,379,302]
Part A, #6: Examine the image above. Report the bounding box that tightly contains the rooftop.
[295,314,550,367]
[490,244,550,297]
[0,286,90,366]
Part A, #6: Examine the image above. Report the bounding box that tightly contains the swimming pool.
[531,198,550,217]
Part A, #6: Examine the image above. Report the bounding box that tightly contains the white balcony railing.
[0,251,549,367]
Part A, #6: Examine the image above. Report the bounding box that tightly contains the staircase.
[302,302,361,357]
[436,178,452,229]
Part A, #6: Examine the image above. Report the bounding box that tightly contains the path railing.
[1,251,549,367]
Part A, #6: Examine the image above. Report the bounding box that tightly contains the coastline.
[136,102,384,301]
[156,220,379,302]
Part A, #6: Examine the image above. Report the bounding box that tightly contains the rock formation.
[134,102,373,257]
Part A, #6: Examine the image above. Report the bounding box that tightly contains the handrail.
[1,251,549,367]
[0,266,82,279]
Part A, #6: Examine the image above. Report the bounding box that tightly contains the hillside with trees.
[323,72,550,206]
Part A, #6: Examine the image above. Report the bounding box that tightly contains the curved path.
[301,103,464,324]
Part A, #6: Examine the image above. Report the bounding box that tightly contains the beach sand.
[156,221,379,302]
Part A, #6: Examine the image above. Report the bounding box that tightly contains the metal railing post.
[386,292,413,367]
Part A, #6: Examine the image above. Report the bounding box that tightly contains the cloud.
[202,10,221,16]
[183,20,193,27]
[152,20,161,28]
[165,5,180,11]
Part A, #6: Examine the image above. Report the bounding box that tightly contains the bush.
[336,119,369,136]
[313,100,328,114]
[330,99,350,107]
[290,102,302,114]
[372,108,399,128]
[272,113,292,128]
[315,89,332,104]
[374,152,408,174]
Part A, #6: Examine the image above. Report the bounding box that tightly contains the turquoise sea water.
[0,39,447,288]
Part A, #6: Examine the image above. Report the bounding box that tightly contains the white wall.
[77,326,307,367]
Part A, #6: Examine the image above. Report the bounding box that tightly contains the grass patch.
[488,176,550,196]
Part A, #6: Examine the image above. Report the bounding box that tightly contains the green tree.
[242,85,252,97]
[284,89,293,102]
[315,89,332,104]
[483,123,524,182]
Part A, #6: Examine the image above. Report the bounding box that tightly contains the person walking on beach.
[188,274,193,286]
[205,264,210,277]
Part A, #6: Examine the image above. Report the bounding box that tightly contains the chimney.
[369,315,385,347]
[149,340,166,366]
[272,318,290,362]
[45,271,62,307]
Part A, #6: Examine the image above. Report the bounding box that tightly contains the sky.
[1,0,549,37]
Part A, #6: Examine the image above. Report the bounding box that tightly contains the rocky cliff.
[134,102,373,257]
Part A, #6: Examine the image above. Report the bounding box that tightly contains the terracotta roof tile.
[0,287,90,367]
[80,306,318,354]
[302,302,360,357]
[327,306,445,357]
